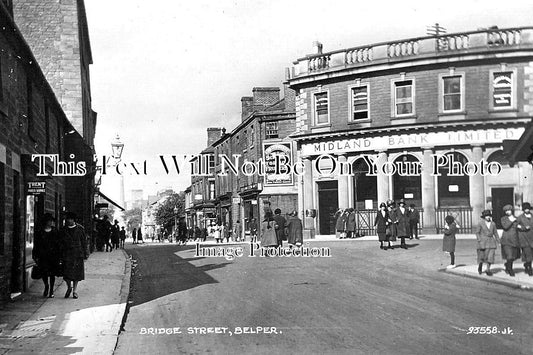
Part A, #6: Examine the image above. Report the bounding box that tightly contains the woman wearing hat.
[386,200,398,247]
[442,215,457,268]
[500,205,520,276]
[286,210,303,247]
[474,210,500,276]
[345,208,356,239]
[516,202,533,276]
[32,213,62,298]
[394,199,410,249]
[335,209,347,239]
[374,202,391,250]
[60,212,88,299]
[260,211,279,250]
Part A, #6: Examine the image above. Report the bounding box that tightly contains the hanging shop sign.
[263,142,294,186]
[26,181,46,195]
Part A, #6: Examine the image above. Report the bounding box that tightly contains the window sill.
[488,108,519,114]
[348,118,371,125]
[438,112,466,122]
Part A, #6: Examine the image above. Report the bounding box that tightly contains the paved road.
[115,240,533,355]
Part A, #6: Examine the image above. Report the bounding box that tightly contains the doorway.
[492,187,514,229]
[318,180,338,235]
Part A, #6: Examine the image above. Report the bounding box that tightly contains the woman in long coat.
[286,210,303,247]
[516,202,533,276]
[374,203,391,250]
[443,215,457,267]
[32,213,62,298]
[61,212,88,299]
[260,212,278,248]
[334,209,345,239]
[475,210,500,276]
[394,199,410,249]
[345,208,356,238]
[501,204,520,276]
[387,200,398,244]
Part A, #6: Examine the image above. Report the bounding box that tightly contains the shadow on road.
[126,244,230,307]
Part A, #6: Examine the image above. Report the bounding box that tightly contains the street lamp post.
[173,206,178,243]
[110,134,125,224]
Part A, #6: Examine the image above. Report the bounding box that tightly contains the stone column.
[303,157,316,238]
[376,151,389,204]
[337,155,349,209]
[469,145,485,226]
[421,148,436,233]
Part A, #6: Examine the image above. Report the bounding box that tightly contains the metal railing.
[435,207,473,234]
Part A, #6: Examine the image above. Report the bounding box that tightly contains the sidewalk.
[0,249,131,355]
[444,263,533,290]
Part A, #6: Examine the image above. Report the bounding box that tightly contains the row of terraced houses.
[0,1,97,302]
[185,26,533,241]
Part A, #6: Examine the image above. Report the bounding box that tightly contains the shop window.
[442,75,463,112]
[209,180,215,200]
[352,158,377,209]
[392,154,422,203]
[491,70,515,110]
[314,91,329,125]
[266,122,279,139]
[393,80,414,116]
[351,85,369,121]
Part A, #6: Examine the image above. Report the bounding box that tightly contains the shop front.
[299,124,532,235]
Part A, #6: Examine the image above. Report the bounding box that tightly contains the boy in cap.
[475,210,500,276]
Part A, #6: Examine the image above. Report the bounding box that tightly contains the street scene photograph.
[1,0,533,354]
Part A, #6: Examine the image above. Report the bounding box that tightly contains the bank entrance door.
[492,188,514,229]
[318,181,338,235]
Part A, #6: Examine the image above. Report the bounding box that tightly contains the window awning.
[503,121,533,166]
[95,191,125,211]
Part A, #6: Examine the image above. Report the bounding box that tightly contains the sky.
[85,0,533,203]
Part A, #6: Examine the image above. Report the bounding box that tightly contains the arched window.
[352,158,377,209]
[392,154,422,205]
[487,150,510,167]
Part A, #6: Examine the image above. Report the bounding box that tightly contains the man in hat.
[394,199,410,249]
[475,210,500,276]
[273,208,287,247]
[387,200,397,247]
[408,203,420,240]
[516,202,533,276]
[60,212,88,299]
[500,205,520,276]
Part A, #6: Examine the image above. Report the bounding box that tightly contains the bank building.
[286,26,533,238]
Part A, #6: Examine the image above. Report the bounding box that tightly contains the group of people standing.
[259,208,303,250]
[32,212,88,299]
[441,202,533,277]
[95,216,127,251]
[371,199,420,250]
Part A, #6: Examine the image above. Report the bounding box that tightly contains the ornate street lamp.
[111,134,124,162]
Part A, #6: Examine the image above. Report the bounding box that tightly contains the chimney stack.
[207,127,224,147]
[241,96,253,120]
[252,87,280,110]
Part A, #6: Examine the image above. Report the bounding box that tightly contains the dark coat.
[346,212,356,232]
[260,220,278,247]
[336,213,347,232]
[287,216,303,245]
[374,210,390,241]
[137,228,143,241]
[32,228,62,276]
[500,216,519,247]
[61,224,88,281]
[475,220,500,249]
[273,215,287,241]
[442,222,457,252]
[516,213,533,248]
[394,207,410,237]
[408,209,420,224]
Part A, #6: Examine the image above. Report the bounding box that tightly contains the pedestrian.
[443,215,457,268]
[394,199,410,249]
[233,220,242,242]
[98,215,112,251]
[286,210,303,247]
[60,212,88,299]
[132,227,137,244]
[32,213,62,298]
[137,226,143,244]
[334,209,345,239]
[111,220,120,250]
[475,210,500,276]
[374,202,392,250]
[408,203,420,240]
[260,211,279,251]
[214,223,222,243]
[516,202,533,276]
[273,208,287,247]
[202,226,208,242]
[119,226,126,248]
[194,226,202,242]
[346,208,356,239]
[340,210,350,239]
[500,204,520,276]
[387,200,398,247]
[249,218,258,243]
